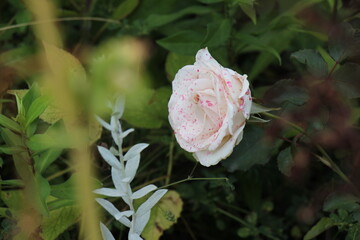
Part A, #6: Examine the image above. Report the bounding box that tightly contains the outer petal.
[194,48,221,72]
[194,125,245,167]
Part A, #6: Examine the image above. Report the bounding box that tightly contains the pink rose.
[168,48,252,167]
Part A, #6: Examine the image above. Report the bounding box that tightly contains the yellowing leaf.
[41,205,80,240]
[141,190,183,240]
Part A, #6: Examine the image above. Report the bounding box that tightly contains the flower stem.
[159,177,228,189]
[165,136,175,185]
[262,111,357,190]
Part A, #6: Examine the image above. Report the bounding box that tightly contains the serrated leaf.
[291,49,327,77]
[140,191,183,240]
[100,222,115,240]
[304,217,336,240]
[202,19,232,48]
[41,206,80,240]
[277,147,293,176]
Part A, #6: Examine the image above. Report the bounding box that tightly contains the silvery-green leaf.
[128,233,143,240]
[113,96,125,119]
[124,143,149,162]
[98,146,122,170]
[93,188,125,197]
[96,198,132,227]
[124,154,140,183]
[110,146,119,156]
[111,168,127,193]
[136,189,168,217]
[96,116,112,131]
[100,222,115,240]
[121,128,134,138]
[250,102,279,114]
[132,185,157,199]
[134,210,151,234]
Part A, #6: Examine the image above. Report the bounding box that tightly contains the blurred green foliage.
[0,0,360,239]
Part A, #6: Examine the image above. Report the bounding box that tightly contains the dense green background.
[1,0,360,239]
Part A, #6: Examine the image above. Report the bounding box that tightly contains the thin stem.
[181,217,198,240]
[216,208,252,228]
[47,167,73,181]
[261,112,304,134]
[263,111,358,191]
[0,17,121,32]
[159,177,228,189]
[165,136,175,185]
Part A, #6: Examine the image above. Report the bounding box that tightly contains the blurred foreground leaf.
[40,205,80,240]
[304,217,336,240]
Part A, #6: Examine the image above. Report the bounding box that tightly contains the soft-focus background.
[1,0,360,239]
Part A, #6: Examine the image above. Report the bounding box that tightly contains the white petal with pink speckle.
[168,48,252,167]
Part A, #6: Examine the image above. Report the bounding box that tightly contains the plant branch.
[159,177,228,189]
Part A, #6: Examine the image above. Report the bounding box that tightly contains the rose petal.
[194,126,245,167]
[195,48,221,72]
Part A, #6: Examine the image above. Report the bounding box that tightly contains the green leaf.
[35,173,51,215]
[112,0,139,19]
[202,19,232,48]
[277,147,293,176]
[291,49,328,77]
[0,179,24,187]
[222,125,282,171]
[250,102,279,114]
[1,127,22,146]
[346,224,360,240]
[26,95,50,127]
[123,87,171,128]
[165,52,194,81]
[139,191,183,240]
[35,148,62,173]
[0,190,23,217]
[0,115,21,133]
[304,217,336,240]
[239,2,256,24]
[0,145,24,155]
[157,31,204,55]
[264,79,308,106]
[328,23,360,63]
[323,194,360,212]
[333,63,360,99]
[22,84,40,111]
[197,0,223,3]
[144,6,212,31]
[40,205,80,240]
